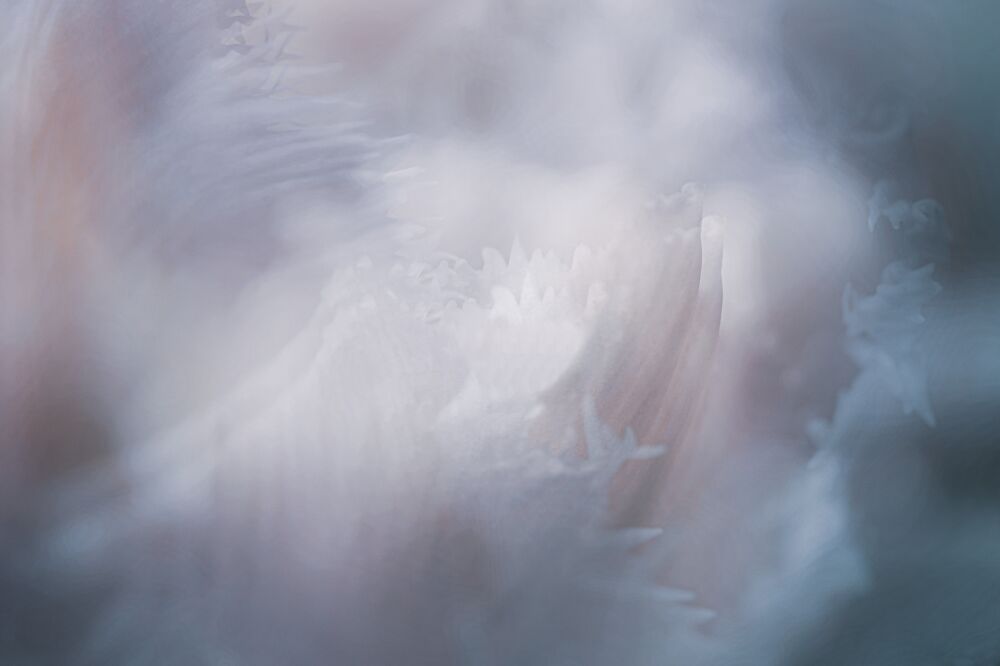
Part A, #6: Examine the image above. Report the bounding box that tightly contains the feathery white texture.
[0,1,805,662]
[45,207,720,663]
[844,185,948,426]
[6,1,995,665]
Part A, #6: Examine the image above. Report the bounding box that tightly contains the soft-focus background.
[3,1,1000,664]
